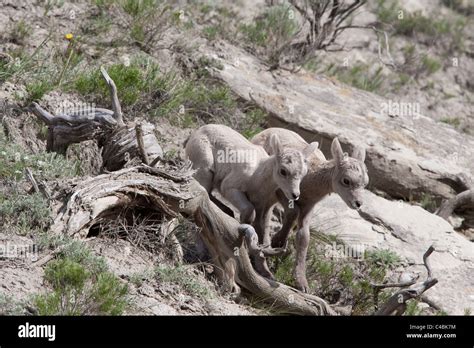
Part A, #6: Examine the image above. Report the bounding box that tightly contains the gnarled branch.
[436,189,474,221]
[100,66,124,127]
[375,246,438,315]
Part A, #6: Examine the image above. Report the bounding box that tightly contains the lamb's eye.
[280,168,287,177]
[342,178,350,186]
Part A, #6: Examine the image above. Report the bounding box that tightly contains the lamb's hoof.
[229,284,242,300]
[295,277,309,293]
[296,284,309,293]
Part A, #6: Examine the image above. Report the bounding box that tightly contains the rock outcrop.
[311,192,474,314]
[200,41,474,202]
[198,41,474,314]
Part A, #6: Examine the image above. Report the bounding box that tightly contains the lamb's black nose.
[292,193,299,201]
[354,200,362,209]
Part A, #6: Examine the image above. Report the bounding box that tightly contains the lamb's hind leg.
[222,188,273,279]
[195,168,235,218]
[253,205,276,280]
[194,167,214,193]
[192,168,217,259]
[271,189,300,248]
[221,187,256,224]
[294,206,314,292]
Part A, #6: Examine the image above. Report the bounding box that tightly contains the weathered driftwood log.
[50,163,336,315]
[30,67,162,171]
[436,189,474,221]
[374,246,438,315]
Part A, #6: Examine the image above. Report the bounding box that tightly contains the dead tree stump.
[31,67,162,171]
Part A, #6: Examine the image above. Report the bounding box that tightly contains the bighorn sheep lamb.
[185,124,316,277]
[252,128,369,291]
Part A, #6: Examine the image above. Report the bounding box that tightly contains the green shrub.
[72,57,255,131]
[0,192,50,235]
[25,79,54,103]
[74,62,146,106]
[365,249,402,269]
[34,243,128,315]
[120,0,158,18]
[0,128,81,179]
[421,55,442,75]
[440,117,461,127]
[93,0,115,12]
[60,240,108,273]
[42,0,65,16]
[9,20,31,45]
[375,0,466,51]
[375,0,400,24]
[203,25,220,41]
[192,4,236,42]
[151,75,238,127]
[273,250,296,287]
[0,294,25,315]
[241,108,267,139]
[240,4,298,66]
[0,47,45,84]
[272,233,404,315]
[327,63,385,92]
[420,193,437,211]
[405,299,424,315]
[118,0,171,50]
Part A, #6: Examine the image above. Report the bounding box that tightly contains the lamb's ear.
[302,141,318,159]
[352,146,366,163]
[267,134,282,157]
[331,137,344,163]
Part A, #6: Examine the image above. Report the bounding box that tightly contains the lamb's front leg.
[251,206,275,280]
[294,206,314,292]
[253,206,267,245]
[272,189,300,248]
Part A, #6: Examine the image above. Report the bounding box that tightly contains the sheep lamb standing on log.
[252,128,369,291]
[185,124,317,278]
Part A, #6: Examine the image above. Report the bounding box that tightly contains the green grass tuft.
[155,265,213,299]
[421,56,442,75]
[0,128,81,180]
[0,192,51,235]
[34,242,129,315]
[440,117,461,127]
[327,63,385,92]
[364,249,402,269]
[240,4,298,66]
[375,0,466,51]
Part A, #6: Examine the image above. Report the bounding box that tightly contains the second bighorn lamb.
[185,125,316,253]
[252,128,369,291]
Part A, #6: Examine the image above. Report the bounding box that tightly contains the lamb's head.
[266,134,317,201]
[330,138,369,210]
